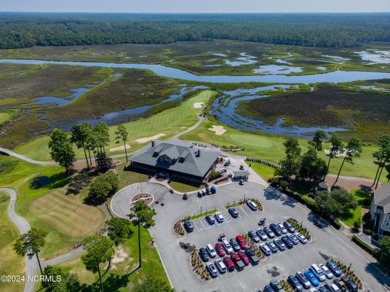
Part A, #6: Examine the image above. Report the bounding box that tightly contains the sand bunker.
[208,125,227,135]
[193,102,204,109]
[110,246,129,270]
[135,133,166,143]
[109,144,131,152]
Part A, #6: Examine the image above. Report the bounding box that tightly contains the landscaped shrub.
[351,235,376,256]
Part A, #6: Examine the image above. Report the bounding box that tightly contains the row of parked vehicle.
[201,234,261,278]
[286,261,358,292]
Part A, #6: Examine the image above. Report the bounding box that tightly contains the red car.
[215,242,226,257]
[236,235,248,249]
[230,252,245,271]
[223,256,235,272]
[238,250,250,266]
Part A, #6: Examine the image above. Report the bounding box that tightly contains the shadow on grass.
[80,273,131,292]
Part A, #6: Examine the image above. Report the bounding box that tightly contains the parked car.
[221,237,234,254]
[333,278,347,291]
[215,259,227,273]
[248,229,261,242]
[304,269,320,287]
[310,264,326,282]
[326,260,343,277]
[230,238,241,251]
[182,193,188,200]
[215,242,226,257]
[239,179,244,185]
[228,207,239,218]
[260,243,272,256]
[324,283,341,292]
[288,234,299,245]
[245,247,260,265]
[319,263,334,279]
[278,223,288,234]
[296,271,311,289]
[206,243,217,258]
[230,252,245,271]
[199,247,210,262]
[215,212,224,223]
[223,256,235,272]
[264,227,275,239]
[341,277,358,292]
[224,159,230,166]
[256,228,268,241]
[270,280,284,291]
[267,241,278,253]
[183,220,194,232]
[319,286,330,292]
[281,235,294,249]
[263,285,276,292]
[270,223,283,236]
[274,239,286,251]
[236,235,248,249]
[247,200,258,211]
[283,221,296,233]
[238,250,250,265]
[288,275,304,291]
[206,262,218,278]
[206,214,215,225]
[295,232,308,244]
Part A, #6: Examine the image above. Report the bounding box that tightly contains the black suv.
[228,207,239,218]
[183,221,194,232]
[199,247,209,262]
[270,223,282,236]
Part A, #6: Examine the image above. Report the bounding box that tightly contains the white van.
[310,264,326,282]
[246,200,258,211]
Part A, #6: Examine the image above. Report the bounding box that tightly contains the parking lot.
[112,176,390,291]
[191,203,257,233]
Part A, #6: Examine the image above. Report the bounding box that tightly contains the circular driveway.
[110,182,169,218]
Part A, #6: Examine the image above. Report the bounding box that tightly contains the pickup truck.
[244,247,260,265]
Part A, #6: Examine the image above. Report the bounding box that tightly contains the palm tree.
[333,138,362,187]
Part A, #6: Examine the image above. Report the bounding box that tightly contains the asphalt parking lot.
[112,179,390,292]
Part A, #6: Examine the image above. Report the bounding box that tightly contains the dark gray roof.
[131,140,220,178]
[374,183,390,213]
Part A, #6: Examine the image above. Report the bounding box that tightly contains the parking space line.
[239,205,249,217]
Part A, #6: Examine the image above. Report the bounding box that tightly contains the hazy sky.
[1,0,389,13]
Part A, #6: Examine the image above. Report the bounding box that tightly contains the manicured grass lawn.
[0,192,25,292]
[181,117,382,180]
[341,190,371,227]
[249,162,276,181]
[168,181,199,193]
[58,226,169,291]
[15,90,217,161]
[27,188,105,259]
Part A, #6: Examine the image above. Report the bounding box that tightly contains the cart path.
[0,188,37,292]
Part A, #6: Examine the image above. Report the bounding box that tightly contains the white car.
[295,232,308,244]
[278,223,288,234]
[221,237,233,254]
[215,259,227,273]
[215,212,224,223]
[319,263,333,279]
[206,243,217,258]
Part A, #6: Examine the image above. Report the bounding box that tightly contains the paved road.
[42,246,85,267]
[0,188,37,292]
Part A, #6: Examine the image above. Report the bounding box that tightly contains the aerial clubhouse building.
[128,140,220,185]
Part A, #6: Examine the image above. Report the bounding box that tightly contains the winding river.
[1,58,390,136]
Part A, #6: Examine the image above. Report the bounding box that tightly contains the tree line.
[48,121,129,173]
[1,13,390,49]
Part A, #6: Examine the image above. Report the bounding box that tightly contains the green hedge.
[351,235,376,256]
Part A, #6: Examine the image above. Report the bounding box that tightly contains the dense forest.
[1,13,390,49]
